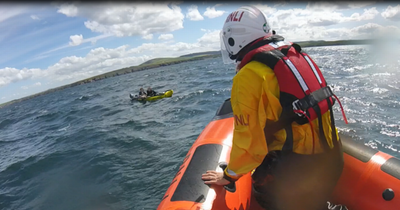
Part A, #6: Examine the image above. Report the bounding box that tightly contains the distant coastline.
[0,39,384,108]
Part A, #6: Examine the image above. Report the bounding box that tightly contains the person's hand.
[201,170,231,185]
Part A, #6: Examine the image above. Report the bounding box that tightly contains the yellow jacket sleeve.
[225,63,271,180]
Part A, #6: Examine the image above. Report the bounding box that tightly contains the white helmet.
[220,5,272,64]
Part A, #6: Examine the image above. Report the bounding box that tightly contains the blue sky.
[1,1,400,104]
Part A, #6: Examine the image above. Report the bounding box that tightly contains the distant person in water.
[138,88,147,99]
[147,87,157,97]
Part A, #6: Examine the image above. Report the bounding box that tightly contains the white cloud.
[350,23,400,38]
[20,82,41,90]
[0,67,42,87]
[352,23,383,34]
[197,30,220,48]
[348,2,377,9]
[69,34,83,46]
[287,23,400,41]
[56,4,78,17]
[305,2,371,11]
[186,5,204,21]
[203,6,226,19]
[303,7,379,27]
[347,7,379,21]
[127,31,220,57]
[84,34,111,45]
[0,6,29,22]
[308,17,342,27]
[254,5,384,36]
[57,3,185,37]
[251,4,277,16]
[25,34,113,64]
[0,30,221,88]
[381,5,400,21]
[158,34,174,40]
[45,45,152,82]
[306,2,340,11]
[30,15,40,20]
[142,34,153,40]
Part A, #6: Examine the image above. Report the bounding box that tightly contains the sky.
[1,1,400,104]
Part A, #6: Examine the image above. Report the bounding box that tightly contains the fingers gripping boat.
[129,90,174,102]
[157,98,400,210]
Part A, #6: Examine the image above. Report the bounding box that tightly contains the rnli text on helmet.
[225,11,245,23]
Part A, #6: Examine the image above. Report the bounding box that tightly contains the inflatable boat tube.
[157,98,400,210]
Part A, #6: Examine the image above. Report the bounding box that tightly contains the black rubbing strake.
[381,158,400,180]
[340,136,378,163]
[170,144,223,202]
[213,98,233,120]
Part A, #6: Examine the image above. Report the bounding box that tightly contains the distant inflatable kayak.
[130,90,173,102]
[157,98,400,210]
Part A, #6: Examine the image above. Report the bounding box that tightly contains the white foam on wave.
[337,127,356,133]
[380,129,400,137]
[374,119,393,126]
[389,100,400,105]
[366,137,399,153]
[372,72,392,77]
[371,88,388,94]
[343,64,374,73]
[384,143,399,152]
[346,74,369,79]
[365,140,378,149]
[351,98,377,107]
[346,118,357,124]
[57,124,71,132]
[389,83,400,89]
[38,109,48,114]
[331,85,344,92]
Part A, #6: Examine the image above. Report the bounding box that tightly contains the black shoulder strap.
[252,49,285,69]
[292,43,302,52]
[278,42,302,56]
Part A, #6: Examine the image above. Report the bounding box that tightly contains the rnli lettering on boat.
[234,114,249,126]
[225,11,244,23]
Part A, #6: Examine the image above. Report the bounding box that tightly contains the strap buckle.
[292,99,306,117]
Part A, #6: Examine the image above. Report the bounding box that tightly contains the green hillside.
[179,51,221,58]
[296,39,374,48]
[140,51,221,66]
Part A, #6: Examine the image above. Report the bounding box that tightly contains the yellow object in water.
[139,90,174,101]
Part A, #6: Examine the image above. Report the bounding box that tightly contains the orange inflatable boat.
[157,98,400,210]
